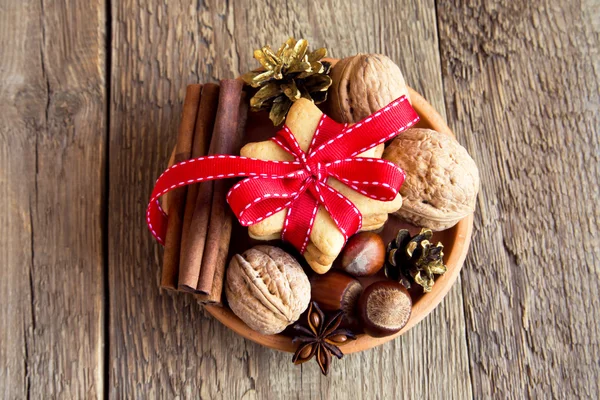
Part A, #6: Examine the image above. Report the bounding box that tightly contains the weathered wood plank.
[109,0,471,398]
[437,0,600,397]
[0,0,106,398]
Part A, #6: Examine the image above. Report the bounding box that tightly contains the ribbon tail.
[146,155,301,244]
[313,182,362,240]
[281,190,319,254]
[308,95,419,162]
[147,199,168,245]
[307,115,347,153]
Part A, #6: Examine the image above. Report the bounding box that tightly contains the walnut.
[328,54,410,123]
[225,246,311,335]
[383,129,479,231]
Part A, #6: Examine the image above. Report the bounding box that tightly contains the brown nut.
[310,271,363,319]
[328,53,410,123]
[358,281,412,338]
[383,128,480,231]
[225,246,311,335]
[340,232,385,277]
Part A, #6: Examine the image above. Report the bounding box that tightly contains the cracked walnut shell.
[383,128,479,231]
[225,246,311,335]
[328,53,410,123]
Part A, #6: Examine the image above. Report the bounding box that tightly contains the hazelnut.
[225,246,311,335]
[340,232,385,277]
[310,271,363,320]
[383,128,479,231]
[358,281,412,337]
[328,53,410,123]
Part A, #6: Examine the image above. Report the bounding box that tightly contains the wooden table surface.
[2,0,599,398]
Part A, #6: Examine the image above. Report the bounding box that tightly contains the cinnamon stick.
[197,98,248,305]
[196,80,247,302]
[178,83,220,291]
[161,84,202,290]
[198,97,248,305]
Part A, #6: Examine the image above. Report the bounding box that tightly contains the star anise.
[292,301,356,375]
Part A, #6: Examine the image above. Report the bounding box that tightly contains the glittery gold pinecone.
[242,37,332,126]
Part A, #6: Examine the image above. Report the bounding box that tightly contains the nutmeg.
[225,246,311,335]
[310,271,363,319]
[358,281,412,337]
[383,128,480,231]
[340,232,385,277]
[328,53,410,123]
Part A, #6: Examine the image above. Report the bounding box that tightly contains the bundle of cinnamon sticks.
[161,80,248,306]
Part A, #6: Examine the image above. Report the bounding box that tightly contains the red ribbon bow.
[147,95,419,253]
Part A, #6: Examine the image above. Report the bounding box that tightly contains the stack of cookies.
[240,98,403,273]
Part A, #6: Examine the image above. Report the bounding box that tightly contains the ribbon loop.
[326,157,406,201]
[228,176,308,226]
[308,96,418,163]
[313,182,362,240]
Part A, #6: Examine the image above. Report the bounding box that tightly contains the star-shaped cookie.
[240,98,403,273]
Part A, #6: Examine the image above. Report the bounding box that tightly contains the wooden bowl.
[164,67,473,354]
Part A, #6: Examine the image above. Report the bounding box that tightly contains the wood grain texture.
[109,0,471,398]
[4,0,596,397]
[0,0,106,398]
[437,0,600,398]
